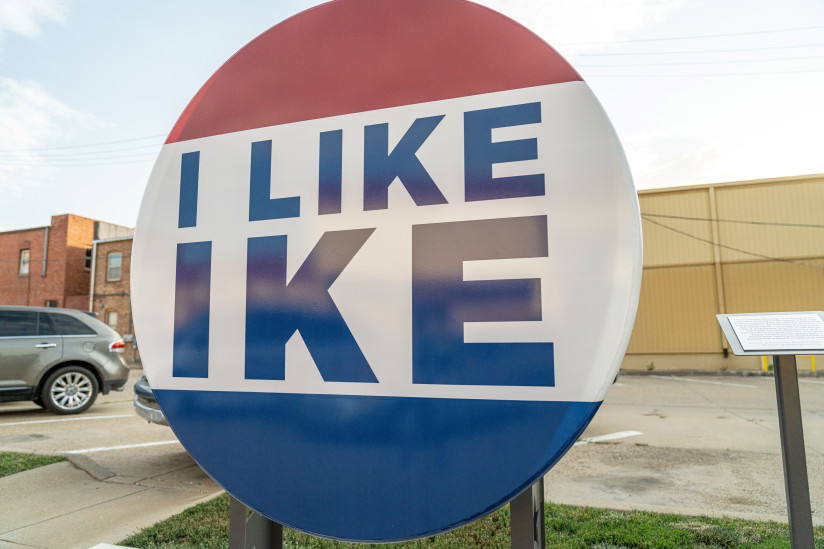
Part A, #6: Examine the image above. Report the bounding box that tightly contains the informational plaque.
[717,312,824,356]
[717,311,820,547]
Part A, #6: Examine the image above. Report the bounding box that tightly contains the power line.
[558,25,824,46]
[586,68,824,77]
[643,213,824,229]
[0,159,155,168]
[0,143,161,159]
[578,54,824,68]
[641,216,824,270]
[575,42,824,56]
[3,158,155,168]
[0,153,157,167]
[0,134,165,154]
[0,151,157,162]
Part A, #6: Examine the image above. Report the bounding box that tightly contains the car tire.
[33,396,47,409]
[41,366,99,415]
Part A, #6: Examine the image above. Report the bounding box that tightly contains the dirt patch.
[545,442,824,524]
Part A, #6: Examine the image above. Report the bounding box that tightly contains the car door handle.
[35,343,57,349]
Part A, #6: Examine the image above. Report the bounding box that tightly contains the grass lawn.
[121,493,824,549]
[0,451,65,478]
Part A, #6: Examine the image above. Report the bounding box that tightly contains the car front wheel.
[41,366,99,414]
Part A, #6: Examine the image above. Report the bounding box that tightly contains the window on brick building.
[106,311,118,330]
[85,247,93,270]
[45,300,58,308]
[107,252,122,281]
[18,249,30,276]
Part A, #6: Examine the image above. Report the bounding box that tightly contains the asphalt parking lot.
[0,369,822,548]
[548,373,824,525]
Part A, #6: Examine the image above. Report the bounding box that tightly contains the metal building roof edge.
[638,173,824,195]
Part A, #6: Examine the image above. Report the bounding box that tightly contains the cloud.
[624,135,724,189]
[0,0,67,45]
[0,78,95,202]
[475,0,690,54]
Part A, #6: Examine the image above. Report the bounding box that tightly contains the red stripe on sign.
[167,0,580,143]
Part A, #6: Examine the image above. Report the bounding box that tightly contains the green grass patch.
[0,451,65,478]
[121,494,230,549]
[121,493,824,549]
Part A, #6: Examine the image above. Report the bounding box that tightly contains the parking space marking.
[799,379,824,385]
[0,414,133,427]
[650,375,757,389]
[574,430,643,446]
[64,440,180,454]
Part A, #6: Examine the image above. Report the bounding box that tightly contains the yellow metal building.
[622,173,824,372]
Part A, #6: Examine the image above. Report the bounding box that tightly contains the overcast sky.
[1,0,822,231]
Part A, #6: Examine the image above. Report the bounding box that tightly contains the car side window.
[47,313,97,336]
[37,313,56,336]
[0,310,38,337]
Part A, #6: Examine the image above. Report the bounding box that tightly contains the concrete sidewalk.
[0,451,221,549]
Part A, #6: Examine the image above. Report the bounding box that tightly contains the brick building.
[90,235,139,362]
[0,214,132,310]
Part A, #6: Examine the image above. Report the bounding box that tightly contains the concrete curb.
[65,454,115,481]
[619,368,823,378]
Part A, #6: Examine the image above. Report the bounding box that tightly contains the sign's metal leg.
[773,354,814,549]
[510,478,545,549]
[228,495,283,549]
[229,496,246,549]
[245,511,283,549]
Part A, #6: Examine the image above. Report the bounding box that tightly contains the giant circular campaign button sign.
[132,0,642,542]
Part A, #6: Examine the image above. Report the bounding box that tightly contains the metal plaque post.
[773,354,814,549]
[510,478,546,549]
[229,496,283,549]
[716,312,822,548]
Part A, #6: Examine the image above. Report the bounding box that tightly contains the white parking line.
[574,430,643,446]
[0,414,133,427]
[650,375,757,389]
[799,379,824,385]
[64,440,180,454]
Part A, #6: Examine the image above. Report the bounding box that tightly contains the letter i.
[173,151,212,378]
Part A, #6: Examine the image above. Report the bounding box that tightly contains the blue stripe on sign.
[154,389,599,542]
[173,241,212,378]
[178,151,200,228]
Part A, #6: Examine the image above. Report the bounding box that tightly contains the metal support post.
[773,354,814,549]
[510,478,545,549]
[229,495,283,549]
[229,496,246,549]
[245,511,283,549]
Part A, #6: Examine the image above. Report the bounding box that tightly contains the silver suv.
[0,306,130,414]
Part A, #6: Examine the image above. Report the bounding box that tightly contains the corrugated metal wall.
[628,265,721,353]
[627,174,824,357]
